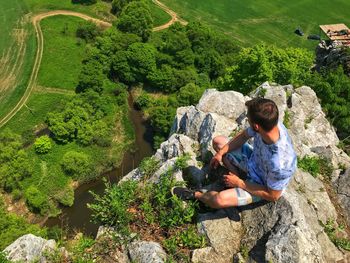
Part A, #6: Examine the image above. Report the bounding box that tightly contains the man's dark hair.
[245,98,279,132]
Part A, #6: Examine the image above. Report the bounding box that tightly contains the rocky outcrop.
[315,41,350,76]
[4,83,350,263]
[3,234,60,263]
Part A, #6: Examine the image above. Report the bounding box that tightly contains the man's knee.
[212,136,228,152]
[211,192,230,209]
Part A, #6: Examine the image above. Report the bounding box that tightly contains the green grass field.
[37,15,87,90]
[2,92,72,134]
[24,0,115,21]
[146,0,171,27]
[161,0,350,49]
[0,0,36,120]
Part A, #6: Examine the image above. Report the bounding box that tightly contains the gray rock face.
[3,234,57,263]
[336,168,350,226]
[197,89,247,120]
[288,86,339,156]
[241,184,343,263]
[193,209,242,263]
[128,241,167,263]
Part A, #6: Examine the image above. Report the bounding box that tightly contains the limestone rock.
[199,112,237,157]
[194,209,242,263]
[155,134,198,162]
[119,168,142,184]
[128,241,167,263]
[172,106,207,141]
[149,158,183,184]
[3,234,57,263]
[250,82,287,123]
[288,86,339,156]
[197,89,247,120]
[241,186,343,263]
[336,168,350,226]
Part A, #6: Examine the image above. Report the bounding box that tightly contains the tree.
[116,1,153,41]
[76,60,105,93]
[112,43,157,84]
[76,21,102,42]
[219,44,313,94]
[61,151,94,181]
[34,135,52,154]
[111,0,135,15]
[0,129,32,192]
[177,83,205,106]
[25,185,48,214]
[72,0,97,5]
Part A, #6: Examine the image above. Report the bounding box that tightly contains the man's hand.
[210,153,223,169]
[223,172,242,188]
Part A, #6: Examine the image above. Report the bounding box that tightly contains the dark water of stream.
[45,93,153,237]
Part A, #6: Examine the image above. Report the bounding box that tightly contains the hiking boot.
[171,187,195,201]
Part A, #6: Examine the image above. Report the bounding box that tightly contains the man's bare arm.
[238,179,282,202]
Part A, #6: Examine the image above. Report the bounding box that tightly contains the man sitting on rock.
[172,98,297,207]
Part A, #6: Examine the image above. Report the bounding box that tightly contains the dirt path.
[0,1,186,128]
[152,0,187,31]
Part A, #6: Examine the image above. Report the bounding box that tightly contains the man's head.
[245,98,279,132]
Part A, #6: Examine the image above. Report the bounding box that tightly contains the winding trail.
[0,2,186,128]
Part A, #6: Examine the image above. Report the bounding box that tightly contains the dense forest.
[1,0,350,252]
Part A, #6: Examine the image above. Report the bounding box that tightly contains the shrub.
[298,155,333,179]
[25,185,49,214]
[320,219,350,251]
[34,135,52,154]
[88,180,138,237]
[139,156,160,180]
[61,151,94,182]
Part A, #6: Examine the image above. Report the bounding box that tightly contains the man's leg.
[194,188,238,208]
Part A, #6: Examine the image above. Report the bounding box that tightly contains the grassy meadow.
[37,15,87,90]
[0,0,36,120]
[161,0,350,50]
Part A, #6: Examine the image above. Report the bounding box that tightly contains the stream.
[44,93,153,237]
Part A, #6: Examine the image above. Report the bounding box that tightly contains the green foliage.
[163,225,207,254]
[0,197,47,250]
[219,44,313,94]
[112,42,157,84]
[70,236,96,262]
[283,111,291,129]
[139,156,160,180]
[116,1,153,41]
[61,151,95,182]
[298,155,333,179]
[25,185,49,214]
[34,135,52,154]
[89,156,205,259]
[177,83,205,106]
[89,180,138,236]
[46,91,114,145]
[0,251,11,263]
[0,129,32,192]
[76,21,102,42]
[111,0,134,15]
[320,219,350,251]
[306,67,350,138]
[76,59,105,93]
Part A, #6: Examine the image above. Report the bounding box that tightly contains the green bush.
[88,180,138,237]
[298,155,333,179]
[139,156,160,180]
[61,151,94,182]
[89,156,206,259]
[25,185,49,214]
[321,219,350,251]
[34,135,52,154]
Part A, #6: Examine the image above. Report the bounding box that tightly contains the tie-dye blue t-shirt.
[246,123,297,190]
